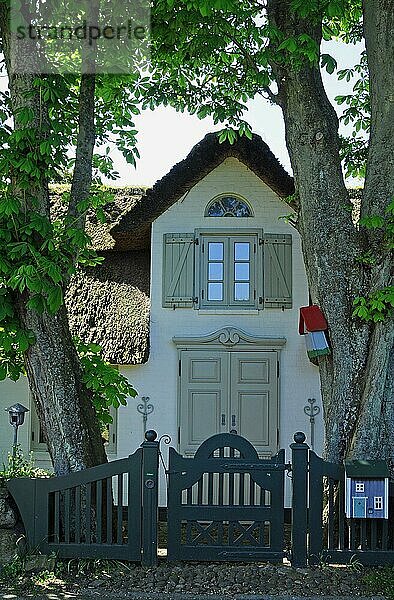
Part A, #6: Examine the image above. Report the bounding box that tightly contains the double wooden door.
[179,350,279,457]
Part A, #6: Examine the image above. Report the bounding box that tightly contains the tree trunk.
[0,1,107,474]
[18,301,107,474]
[267,0,394,466]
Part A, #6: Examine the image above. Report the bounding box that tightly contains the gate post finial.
[145,429,157,442]
[293,431,306,444]
[290,432,309,568]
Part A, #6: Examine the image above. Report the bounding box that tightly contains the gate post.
[290,432,309,567]
[141,430,159,567]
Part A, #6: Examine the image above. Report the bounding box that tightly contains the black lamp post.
[5,403,29,458]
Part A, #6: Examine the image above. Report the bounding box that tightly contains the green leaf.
[0,364,7,380]
[321,54,337,75]
[47,285,63,313]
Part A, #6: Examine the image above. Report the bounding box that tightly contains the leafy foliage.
[0,445,51,480]
[75,338,137,426]
[353,287,394,323]
[0,71,141,441]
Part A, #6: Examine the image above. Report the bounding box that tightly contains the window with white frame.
[30,401,118,455]
[200,234,258,308]
[374,496,383,510]
[355,482,364,492]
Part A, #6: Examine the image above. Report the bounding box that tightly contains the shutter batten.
[263,233,292,308]
[163,233,195,307]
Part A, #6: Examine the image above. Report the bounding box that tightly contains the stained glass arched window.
[206,195,252,217]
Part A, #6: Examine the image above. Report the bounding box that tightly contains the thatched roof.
[65,251,150,365]
[112,133,295,250]
[49,184,146,251]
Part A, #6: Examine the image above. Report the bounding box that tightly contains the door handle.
[221,413,226,426]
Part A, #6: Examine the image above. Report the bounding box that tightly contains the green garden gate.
[167,433,287,562]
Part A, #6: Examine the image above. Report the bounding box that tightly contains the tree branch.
[67,74,96,230]
[361,0,394,239]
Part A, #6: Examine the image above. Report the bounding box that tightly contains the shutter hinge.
[259,296,263,305]
[201,290,204,299]
[178,360,181,377]
[194,238,199,245]
[178,427,181,445]
[277,428,280,448]
[277,361,280,378]
[259,238,264,245]
[192,297,198,303]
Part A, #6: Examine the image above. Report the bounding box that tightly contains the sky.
[106,40,364,187]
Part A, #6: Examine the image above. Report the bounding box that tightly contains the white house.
[0,133,323,496]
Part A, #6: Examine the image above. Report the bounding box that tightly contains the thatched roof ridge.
[112,133,295,249]
[65,251,150,364]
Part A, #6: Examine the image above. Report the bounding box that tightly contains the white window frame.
[374,496,383,510]
[196,228,263,310]
[30,401,118,455]
[355,482,365,493]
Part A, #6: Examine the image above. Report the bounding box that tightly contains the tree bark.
[0,1,107,474]
[348,0,394,463]
[267,0,393,466]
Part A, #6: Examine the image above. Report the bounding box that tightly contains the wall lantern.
[5,403,29,457]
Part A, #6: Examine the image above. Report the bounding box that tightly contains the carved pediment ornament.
[173,327,286,348]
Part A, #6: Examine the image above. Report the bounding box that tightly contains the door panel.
[180,351,227,455]
[188,391,221,445]
[237,392,270,446]
[190,358,221,382]
[179,349,278,457]
[230,352,277,456]
[236,357,270,384]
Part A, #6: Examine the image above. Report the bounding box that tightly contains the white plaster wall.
[117,158,323,504]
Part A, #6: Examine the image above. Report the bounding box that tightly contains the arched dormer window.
[205,194,253,217]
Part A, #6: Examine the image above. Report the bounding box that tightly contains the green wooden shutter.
[263,233,292,308]
[163,233,195,307]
